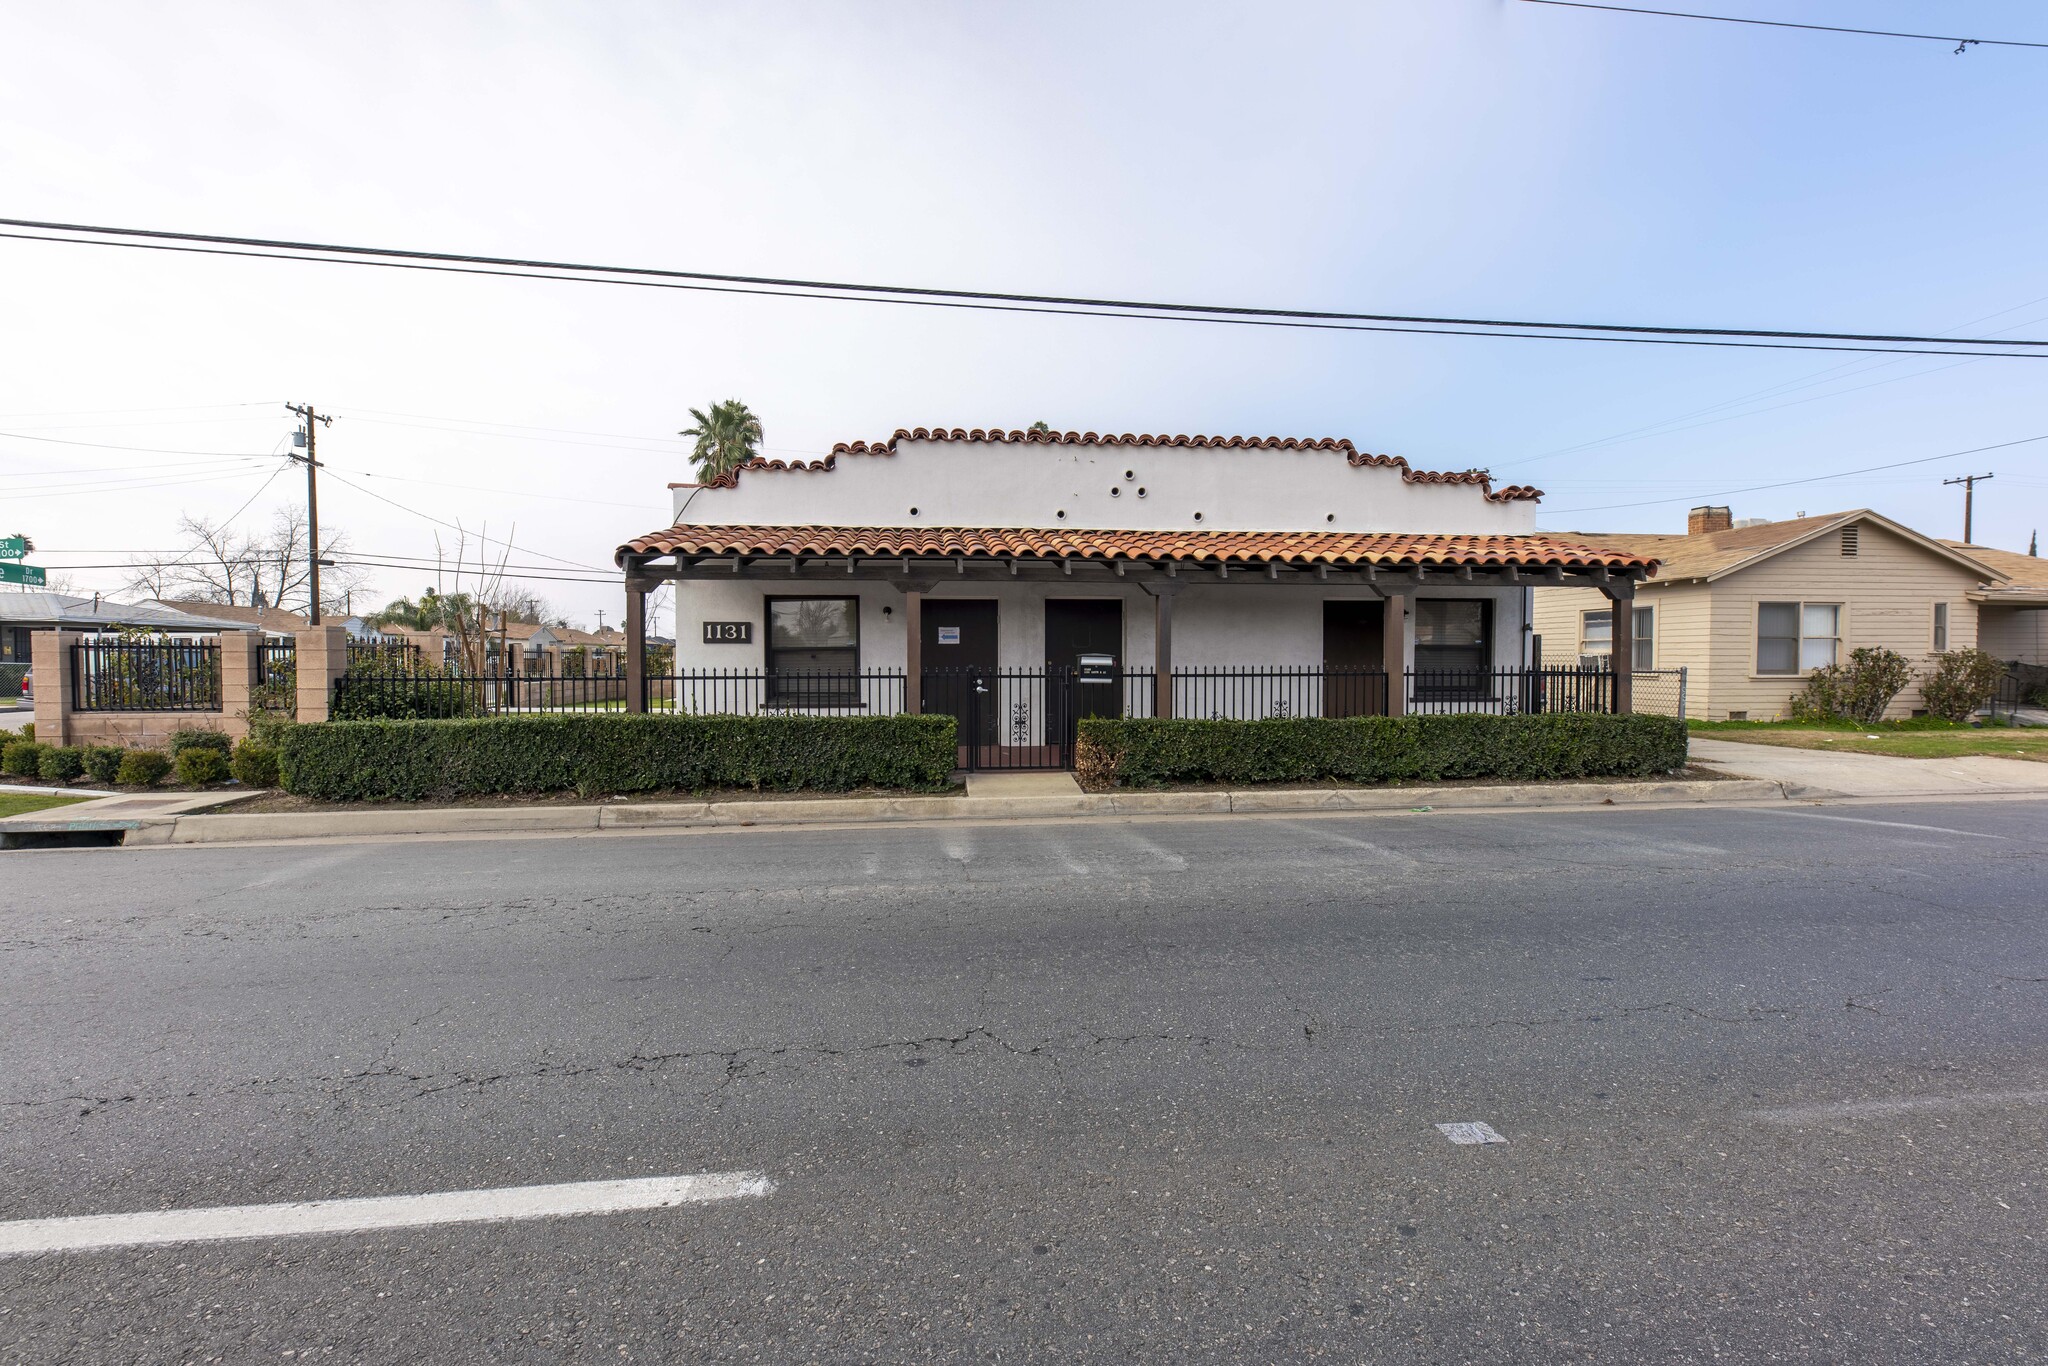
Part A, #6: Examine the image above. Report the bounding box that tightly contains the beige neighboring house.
[1532,506,2005,720]
[1945,539,2048,666]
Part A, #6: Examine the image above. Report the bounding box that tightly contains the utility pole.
[286,403,334,624]
[1943,472,1995,544]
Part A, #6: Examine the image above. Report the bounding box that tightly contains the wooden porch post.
[1381,593,1407,716]
[1152,583,1176,719]
[1603,579,1634,714]
[624,581,648,714]
[903,588,922,715]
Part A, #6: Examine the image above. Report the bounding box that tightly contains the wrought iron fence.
[260,639,297,687]
[72,639,222,712]
[1172,666,1388,721]
[651,669,909,716]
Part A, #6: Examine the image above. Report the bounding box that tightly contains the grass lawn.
[0,792,93,818]
[1690,720,2048,761]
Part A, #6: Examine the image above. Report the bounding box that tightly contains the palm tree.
[680,400,764,482]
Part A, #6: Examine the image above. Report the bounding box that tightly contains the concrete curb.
[116,776,1800,846]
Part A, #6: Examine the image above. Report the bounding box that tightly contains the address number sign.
[702,621,753,644]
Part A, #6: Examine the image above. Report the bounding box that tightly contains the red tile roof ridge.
[618,523,1655,572]
[685,428,1541,503]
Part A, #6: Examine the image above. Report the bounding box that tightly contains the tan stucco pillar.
[218,630,262,738]
[31,629,76,744]
[295,626,348,723]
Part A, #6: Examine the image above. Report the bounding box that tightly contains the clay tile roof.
[617,525,1656,572]
[677,427,1543,503]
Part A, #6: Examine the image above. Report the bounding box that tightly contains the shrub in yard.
[331,659,486,721]
[277,713,957,801]
[116,749,172,787]
[83,745,126,785]
[229,739,280,788]
[1789,647,1912,725]
[1075,713,1689,789]
[19,722,33,742]
[36,745,86,783]
[174,746,230,786]
[169,728,233,758]
[2,739,45,777]
[1920,648,2006,722]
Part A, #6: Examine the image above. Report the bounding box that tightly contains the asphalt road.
[4,799,2047,1363]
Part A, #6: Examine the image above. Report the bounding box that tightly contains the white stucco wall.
[673,578,1525,676]
[670,437,1535,535]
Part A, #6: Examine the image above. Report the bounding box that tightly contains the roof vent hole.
[1124,469,1135,480]
[1056,509,1067,520]
[1136,487,1147,498]
[1109,486,1121,497]
[908,506,919,517]
[1840,526,1859,557]
[1326,513,1335,523]
[1193,511,1204,522]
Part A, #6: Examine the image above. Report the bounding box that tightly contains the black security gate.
[926,665,1158,771]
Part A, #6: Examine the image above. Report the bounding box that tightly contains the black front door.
[921,599,999,745]
[1045,599,1124,741]
[1322,600,1387,717]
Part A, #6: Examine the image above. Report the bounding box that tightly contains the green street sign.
[0,562,46,587]
[0,537,25,559]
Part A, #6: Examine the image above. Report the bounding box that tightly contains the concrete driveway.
[1690,734,2048,797]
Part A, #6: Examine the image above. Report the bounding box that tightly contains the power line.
[4,218,2047,358]
[0,427,284,456]
[1541,433,2048,517]
[320,468,606,571]
[1514,1,2048,52]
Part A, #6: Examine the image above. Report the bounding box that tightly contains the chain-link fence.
[1630,668,1688,718]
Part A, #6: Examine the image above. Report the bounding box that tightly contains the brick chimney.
[1688,505,1733,536]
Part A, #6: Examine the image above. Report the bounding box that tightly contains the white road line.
[1760,810,2007,839]
[1117,828,1188,869]
[940,834,974,863]
[0,1171,772,1258]
[1436,1121,1508,1145]
[1751,1089,2048,1125]
[1282,822,1422,868]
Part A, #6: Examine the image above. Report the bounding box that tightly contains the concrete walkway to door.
[1689,736,2048,799]
[963,772,1084,797]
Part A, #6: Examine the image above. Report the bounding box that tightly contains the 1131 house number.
[702,621,753,644]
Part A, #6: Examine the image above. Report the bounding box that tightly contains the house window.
[1578,607,1655,669]
[1757,601,1840,674]
[1933,601,1949,652]
[1414,599,1493,694]
[766,596,860,703]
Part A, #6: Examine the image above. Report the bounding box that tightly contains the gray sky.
[5,0,2046,631]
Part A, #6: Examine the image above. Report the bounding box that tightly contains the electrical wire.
[4,218,2046,358]
[1513,1,2048,51]
[1540,433,2048,517]
[319,468,607,571]
[0,428,285,456]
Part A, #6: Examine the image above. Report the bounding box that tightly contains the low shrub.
[1920,648,2006,722]
[169,728,233,757]
[2,739,45,777]
[1076,713,1689,789]
[175,746,230,786]
[331,666,487,721]
[19,722,33,742]
[37,745,86,783]
[1789,647,1912,726]
[116,750,172,787]
[277,713,957,801]
[83,745,126,785]
[230,739,280,788]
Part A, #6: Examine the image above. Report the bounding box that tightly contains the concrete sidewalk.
[1689,735,2048,798]
[3,773,1790,848]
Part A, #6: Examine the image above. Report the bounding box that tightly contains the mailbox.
[1076,652,1117,685]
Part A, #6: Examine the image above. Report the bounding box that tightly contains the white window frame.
[1756,601,1841,676]
[1578,605,1654,669]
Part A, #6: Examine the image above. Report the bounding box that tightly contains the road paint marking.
[0,1171,772,1258]
[1760,810,2006,840]
[1750,1089,2048,1126]
[940,834,974,863]
[1283,822,1422,868]
[1042,835,1091,876]
[1435,1122,1508,1146]
[1117,829,1188,869]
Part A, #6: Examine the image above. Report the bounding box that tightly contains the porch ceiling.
[617,525,1658,579]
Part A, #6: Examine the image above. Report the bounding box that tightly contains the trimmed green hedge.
[277,713,958,801]
[1076,714,1688,788]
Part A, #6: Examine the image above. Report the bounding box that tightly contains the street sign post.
[0,563,47,587]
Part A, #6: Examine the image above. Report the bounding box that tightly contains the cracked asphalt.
[4,798,2047,1362]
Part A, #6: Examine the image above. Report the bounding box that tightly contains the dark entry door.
[1045,599,1124,743]
[921,599,998,745]
[1322,600,1387,717]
